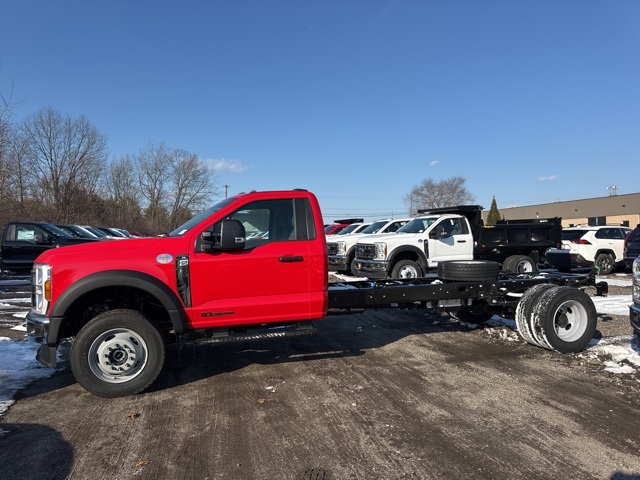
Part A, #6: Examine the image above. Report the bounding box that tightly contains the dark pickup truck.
[1,221,100,273]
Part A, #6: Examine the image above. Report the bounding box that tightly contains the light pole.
[224,185,230,198]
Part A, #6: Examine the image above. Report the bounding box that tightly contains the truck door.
[427,217,474,264]
[189,197,319,328]
[2,223,54,272]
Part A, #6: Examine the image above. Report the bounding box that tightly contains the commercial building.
[494,193,640,228]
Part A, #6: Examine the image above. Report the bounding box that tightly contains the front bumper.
[546,251,592,270]
[631,303,640,336]
[328,256,348,271]
[26,310,58,368]
[353,259,389,280]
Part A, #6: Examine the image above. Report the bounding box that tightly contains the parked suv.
[624,225,640,269]
[545,225,632,274]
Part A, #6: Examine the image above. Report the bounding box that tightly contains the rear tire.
[391,259,422,279]
[515,283,556,347]
[502,255,536,274]
[530,286,597,353]
[437,260,499,282]
[70,309,165,397]
[595,253,614,275]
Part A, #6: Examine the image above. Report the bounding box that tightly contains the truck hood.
[358,232,421,245]
[36,237,167,265]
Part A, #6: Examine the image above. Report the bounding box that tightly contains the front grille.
[327,243,339,256]
[356,244,376,260]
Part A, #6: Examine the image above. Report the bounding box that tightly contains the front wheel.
[391,259,422,279]
[70,309,166,397]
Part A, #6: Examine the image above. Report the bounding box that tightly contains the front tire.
[70,309,166,397]
[391,259,422,279]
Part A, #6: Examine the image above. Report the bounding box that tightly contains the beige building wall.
[486,193,640,228]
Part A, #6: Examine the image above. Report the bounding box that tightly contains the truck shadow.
[151,307,473,394]
[0,423,74,480]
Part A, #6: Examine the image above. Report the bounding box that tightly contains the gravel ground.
[1,270,638,480]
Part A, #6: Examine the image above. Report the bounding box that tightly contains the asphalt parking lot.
[1,273,639,480]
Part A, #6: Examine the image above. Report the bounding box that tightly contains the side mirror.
[201,219,246,252]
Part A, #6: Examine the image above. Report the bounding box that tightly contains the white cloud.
[206,158,247,173]
[537,175,558,182]
[429,160,439,167]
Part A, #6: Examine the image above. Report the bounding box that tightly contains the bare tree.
[404,176,474,214]
[104,154,143,229]
[136,142,172,232]
[135,141,219,233]
[167,149,216,229]
[20,107,108,223]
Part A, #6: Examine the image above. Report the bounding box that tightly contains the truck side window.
[9,224,45,244]
[206,198,313,250]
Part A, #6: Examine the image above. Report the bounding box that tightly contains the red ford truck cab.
[27,189,328,397]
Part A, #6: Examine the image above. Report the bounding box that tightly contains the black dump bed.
[417,205,562,256]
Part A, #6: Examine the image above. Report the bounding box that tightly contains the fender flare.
[387,246,429,268]
[50,270,188,335]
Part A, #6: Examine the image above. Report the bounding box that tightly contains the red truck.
[27,189,606,398]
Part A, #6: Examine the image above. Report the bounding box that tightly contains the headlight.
[32,263,52,315]
[633,258,640,302]
[337,241,346,255]
[374,242,387,261]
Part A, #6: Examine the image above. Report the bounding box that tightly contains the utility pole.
[224,185,230,198]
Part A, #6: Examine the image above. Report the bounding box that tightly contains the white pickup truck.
[353,205,561,280]
[327,218,411,275]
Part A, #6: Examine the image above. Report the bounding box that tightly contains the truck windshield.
[43,224,75,238]
[168,197,238,237]
[360,220,388,234]
[397,217,437,234]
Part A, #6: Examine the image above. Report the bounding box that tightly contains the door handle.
[279,255,304,263]
[456,240,467,243]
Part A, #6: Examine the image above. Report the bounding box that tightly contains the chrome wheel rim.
[88,328,148,383]
[553,300,589,342]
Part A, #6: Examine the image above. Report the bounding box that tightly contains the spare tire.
[437,260,500,282]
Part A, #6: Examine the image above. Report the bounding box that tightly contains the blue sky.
[1,1,638,222]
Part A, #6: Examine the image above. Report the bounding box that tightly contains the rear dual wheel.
[517,285,596,353]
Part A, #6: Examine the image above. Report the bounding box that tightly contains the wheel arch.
[388,247,428,270]
[594,248,616,260]
[50,270,188,343]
